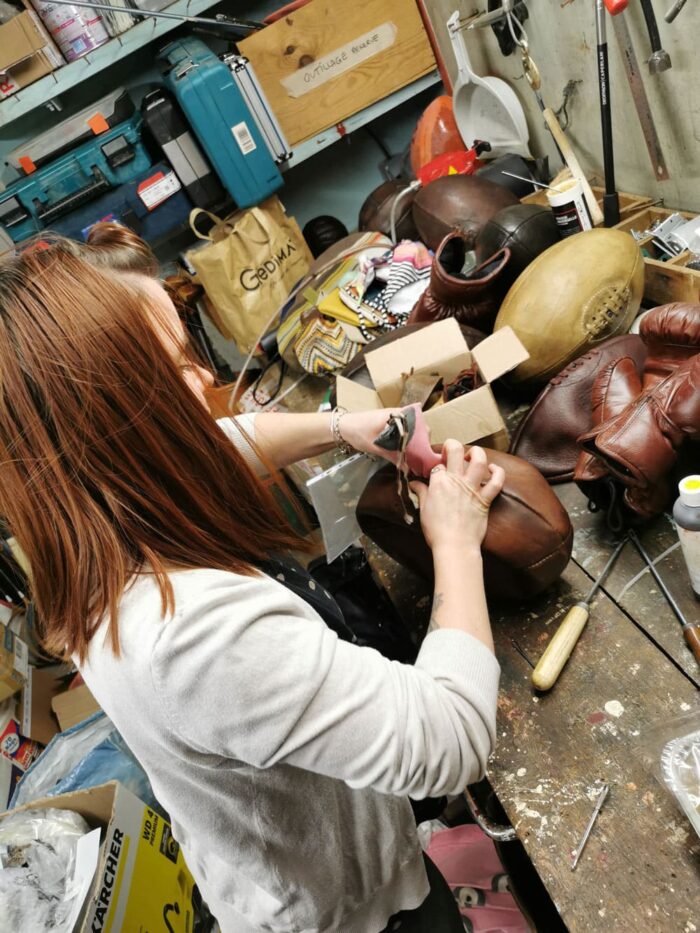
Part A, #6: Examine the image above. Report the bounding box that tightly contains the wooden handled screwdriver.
[532,536,628,691]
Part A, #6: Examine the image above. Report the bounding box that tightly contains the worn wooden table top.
[278,372,700,931]
[366,489,700,933]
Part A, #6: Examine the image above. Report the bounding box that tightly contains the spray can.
[31,0,110,61]
[546,178,594,239]
[673,475,700,598]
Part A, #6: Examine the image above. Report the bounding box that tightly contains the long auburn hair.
[0,240,304,662]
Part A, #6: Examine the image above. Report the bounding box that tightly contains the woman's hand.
[409,441,505,555]
[338,406,442,473]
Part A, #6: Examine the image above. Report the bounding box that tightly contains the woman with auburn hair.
[0,234,504,933]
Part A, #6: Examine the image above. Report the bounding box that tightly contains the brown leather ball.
[475,204,560,278]
[411,175,519,252]
[359,179,419,242]
[357,447,573,601]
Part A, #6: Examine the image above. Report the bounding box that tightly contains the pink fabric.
[427,825,529,933]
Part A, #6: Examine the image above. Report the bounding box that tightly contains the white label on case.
[138,171,181,210]
[281,23,397,98]
[232,122,256,155]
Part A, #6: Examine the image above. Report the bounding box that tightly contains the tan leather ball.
[494,228,644,391]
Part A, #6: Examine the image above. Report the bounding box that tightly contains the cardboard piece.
[25,667,64,745]
[0,11,63,100]
[336,319,529,446]
[0,781,200,933]
[52,683,101,733]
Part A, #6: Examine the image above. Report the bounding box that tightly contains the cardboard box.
[336,318,528,446]
[1,781,200,932]
[52,683,101,732]
[0,11,64,101]
[0,622,29,703]
[238,0,436,146]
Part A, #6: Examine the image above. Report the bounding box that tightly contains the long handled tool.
[628,529,700,666]
[610,11,670,180]
[571,783,609,870]
[532,536,628,691]
[42,0,262,34]
[597,0,621,226]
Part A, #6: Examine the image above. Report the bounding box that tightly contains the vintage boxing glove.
[575,356,644,482]
[581,354,700,501]
[408,233,511,332]
[508,334,647,483]
[639,302,700,388]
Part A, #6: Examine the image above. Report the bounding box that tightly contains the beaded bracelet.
[330,406,354,456]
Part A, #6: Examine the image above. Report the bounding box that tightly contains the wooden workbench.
[366,486,700,932]
[276,373,700,930]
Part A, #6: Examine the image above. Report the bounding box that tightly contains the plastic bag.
[306,454,384,562]
[11,713,160,814]
[0,807,92,932]
[636,709,700,840]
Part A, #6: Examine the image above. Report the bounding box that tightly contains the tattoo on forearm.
[428,592,444,631]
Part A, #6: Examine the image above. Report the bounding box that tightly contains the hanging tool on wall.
[610,9,670,180]
[665,0,689,23]
[597,0,621,226]
[532,535,628,691]
[42,0,263,36]
[640,0,672,73]
[628,530,700,666]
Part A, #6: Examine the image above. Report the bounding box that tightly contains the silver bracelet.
[330,406,354,455]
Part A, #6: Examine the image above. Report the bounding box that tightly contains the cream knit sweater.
[78,418,500,932]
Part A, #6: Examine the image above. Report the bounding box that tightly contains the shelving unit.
[0,0,221,129]
[284,71,441,170]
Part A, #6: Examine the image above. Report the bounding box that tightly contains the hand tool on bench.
[571,783,609,870]
[532,536,628,691]
[628,529,700,666]
[610,9,670,180]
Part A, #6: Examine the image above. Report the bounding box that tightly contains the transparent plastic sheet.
[637,709,700,840]
[0,807,94,932]
[306,454,385,563]
[11,712,160,814]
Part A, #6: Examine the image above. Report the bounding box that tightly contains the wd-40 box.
[158,38,283,209]
[0,115,152,243]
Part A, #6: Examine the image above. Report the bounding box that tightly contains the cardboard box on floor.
[0,781,200,932]
[336,318,529,448]
[0,11,64,100]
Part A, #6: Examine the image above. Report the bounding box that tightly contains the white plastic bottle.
[673,475,700,599]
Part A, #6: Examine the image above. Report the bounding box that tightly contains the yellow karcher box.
[0,781,200,932]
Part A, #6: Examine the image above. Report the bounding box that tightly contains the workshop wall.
[424,0,700,210]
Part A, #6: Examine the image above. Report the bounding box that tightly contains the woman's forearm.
[251,412,336,468]
[430,547,494,654]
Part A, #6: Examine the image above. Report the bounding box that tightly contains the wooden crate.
[615,206,700,306]
[521,185,652,222]
[238,0,436,147]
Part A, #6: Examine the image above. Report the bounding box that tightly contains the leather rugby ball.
[475,203,560,278]
[357,448,573,601]
[494,228,644,391]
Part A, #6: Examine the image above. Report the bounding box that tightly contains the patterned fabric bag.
[277,232,394,375]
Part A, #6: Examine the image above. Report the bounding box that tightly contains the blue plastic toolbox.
[0,115,152,243]
[50,162,193,244]
[158,38,283,209]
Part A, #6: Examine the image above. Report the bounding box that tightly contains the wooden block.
[239,0,436,146]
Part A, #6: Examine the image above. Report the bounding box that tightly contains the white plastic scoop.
[447,10,532,159]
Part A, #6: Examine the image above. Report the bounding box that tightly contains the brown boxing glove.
[575,356,644,482]
[581,354,700,511]
[408,233,511,333]
[640,302,700,388]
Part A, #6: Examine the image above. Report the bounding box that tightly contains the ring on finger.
[430,465,445,474]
